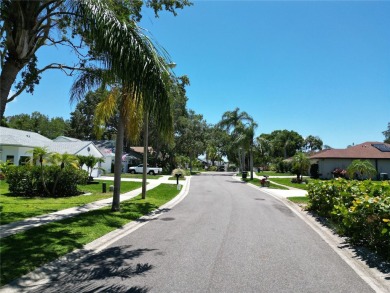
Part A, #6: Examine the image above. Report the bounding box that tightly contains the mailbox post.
[175,173,182,185]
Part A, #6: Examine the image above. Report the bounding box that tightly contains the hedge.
[5,165,88,197]
[307,179,390,260]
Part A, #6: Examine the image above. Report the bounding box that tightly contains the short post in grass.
[175,173,182,190]
[102,182,107,193]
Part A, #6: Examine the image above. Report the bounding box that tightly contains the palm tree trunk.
[237,150,242,172]
[112,111,125,211]
[250,147,254,180]
[39,159,50,196]
[142,111,148,199]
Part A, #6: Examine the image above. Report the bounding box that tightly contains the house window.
[19,156,31,165]
[6,155,14,165]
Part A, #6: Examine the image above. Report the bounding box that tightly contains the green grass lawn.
[255,171,294,177]
[242,178,289,190]
[287,196,309,205]
[104,173,163,179]
[0,183,179,286]
[0,181,142,225]
[168,176,186,181]
[269,177,311,190]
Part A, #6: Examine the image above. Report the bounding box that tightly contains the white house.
[0,127,104,177]
[309,141,390,179]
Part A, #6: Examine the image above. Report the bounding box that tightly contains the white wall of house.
[315,158,390,179]
[0,146,33,165]
[101,155,114,175]
[75,144,103,178]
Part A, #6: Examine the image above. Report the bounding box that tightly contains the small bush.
[208,166,218,171]
[291,178,308,184]
[331,168,347,179]
[172,168,187,178]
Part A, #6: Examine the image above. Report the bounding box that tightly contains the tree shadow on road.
[7,245,156,293]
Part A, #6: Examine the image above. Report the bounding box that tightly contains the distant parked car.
[128,164,162,175]
[218,166,225,171]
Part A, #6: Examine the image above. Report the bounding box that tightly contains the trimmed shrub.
[5,165,88,197]
[172,168,188,178]
[208,166,218,171]
[5,165,40,196]
[307,179,390,260]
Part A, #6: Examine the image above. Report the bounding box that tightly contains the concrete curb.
[237,175,389,293]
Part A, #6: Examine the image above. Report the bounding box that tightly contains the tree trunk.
[111,111,125,211]
[250,146,254,180]
[142,112,148,199]
[237,150,242,172]
[0,58,24,120]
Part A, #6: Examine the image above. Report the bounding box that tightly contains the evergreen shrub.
[307,179,390,260]
[5,165,88,197]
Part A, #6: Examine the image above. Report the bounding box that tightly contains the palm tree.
[255,136,271,170]
[291,152,311,181]
[234,121,258,179]
[219,108,253,134]
[72,77,173,211]
[66,0,176,211]
[347,160,377,180]
[27,147,50,195]
[219,108,254,172]
[49,152,79,195]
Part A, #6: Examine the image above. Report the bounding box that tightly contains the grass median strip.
[242,178,289,190]
[0,181,142,225]
[0,183,179,286]
[268,177,310,190]
[104,173,163,179]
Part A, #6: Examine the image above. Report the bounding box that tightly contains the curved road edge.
[0,177,192,293]
[242,177,389,293]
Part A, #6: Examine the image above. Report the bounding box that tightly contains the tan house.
[309,142,390,179]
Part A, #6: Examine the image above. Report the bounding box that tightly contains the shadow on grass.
[7,245,155,293]
[0,201,162,286]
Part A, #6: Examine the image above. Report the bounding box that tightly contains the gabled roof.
[310,142,390,160]
[53,136,81,142]
[46,141,94,155]
[1,127,103,157]
[0,126,52,147]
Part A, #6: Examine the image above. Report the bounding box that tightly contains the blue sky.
[6,1,390,148]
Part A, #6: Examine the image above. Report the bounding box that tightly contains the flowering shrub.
[307,179,390,260]
[331,168,347,178]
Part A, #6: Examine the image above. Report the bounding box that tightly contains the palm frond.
[70,67,114,103]
[70,0,173,137]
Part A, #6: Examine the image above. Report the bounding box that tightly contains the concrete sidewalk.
[236,173,308,198]
[0,175,185,238]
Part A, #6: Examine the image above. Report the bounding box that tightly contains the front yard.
[0,181,142,225]
[0,183,180,286]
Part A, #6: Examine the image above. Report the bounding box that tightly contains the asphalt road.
[31,173,375,293]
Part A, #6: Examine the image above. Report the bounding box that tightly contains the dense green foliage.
[5,165,88,197]
[307,179,390,260]
[5,112,69,139]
